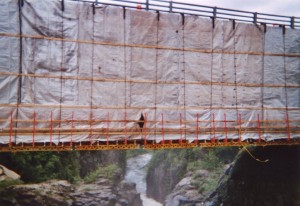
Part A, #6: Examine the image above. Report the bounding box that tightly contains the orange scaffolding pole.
[224,113,228,143]
[106,112,110,145]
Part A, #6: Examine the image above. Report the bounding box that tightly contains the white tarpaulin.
[0,0,299,144]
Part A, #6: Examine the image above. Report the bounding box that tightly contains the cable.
[242,146,269,163]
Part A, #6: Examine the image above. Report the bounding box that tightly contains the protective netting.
[0,0,299,145]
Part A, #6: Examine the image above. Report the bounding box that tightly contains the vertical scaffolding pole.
[106,112,110,145]
[124,112,127,144]
[9,112,12,147]
[286,112,291,141]
[33,112,36,147]
[180,113,182,144]
[90,112,93,145]
[71,111,74,146]
[224,113,228,142]
[50,111,53,146]
[212,113,216,142]
[238,114,242,142]
[143,113,147,145]
[162,113,164,144]
[257,114,261,143]
[196,113,199,144]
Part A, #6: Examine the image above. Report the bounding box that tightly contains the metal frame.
[1,111,299,151]
[72,0,300,28]
[1,139,299,152]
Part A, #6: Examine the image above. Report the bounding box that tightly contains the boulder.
[118,181,143,206]
[164,170,209,206]
[0,175,142,206]
[0,180,74,206]
[0,164,20,181]
[71,178,142,206]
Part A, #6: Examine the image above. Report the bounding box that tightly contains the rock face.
[72,179,142,206]
[204,146,300,206]
[164,170,210,206]
[117,181,143,206]
[0,180,74,206]
[0,178,142,206]
[146,150,187,203]
[0,164,21,181]
[79,151,126,178]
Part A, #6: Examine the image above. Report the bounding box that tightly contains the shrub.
[83,164,119,183]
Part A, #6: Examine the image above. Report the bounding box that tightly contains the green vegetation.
[0,179,24,192]
[187,147,238,195]
[188,149,223,171]
[0,151,81,184]
[83,164,119,183]
[0,150,128,185]
[147,147,238,199]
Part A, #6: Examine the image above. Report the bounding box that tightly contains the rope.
[90,6,95,109]
[15,0,24,145]
[1,117,299,124]
[123,7,127,114]
[221,21,225,110]
[261,22,266,136]
[154,11,159,143]
[282,27,291,140]
[0,131,299,137]
[182,13,186,141]
[210,18,214,141]
[242,146,269,163]
[1,72,300,88]
[0,103,299,111]
[1,32,299,58]
[58,5,65,143]
[233,20,238,122]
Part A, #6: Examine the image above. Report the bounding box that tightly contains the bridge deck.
[1,139,300,152]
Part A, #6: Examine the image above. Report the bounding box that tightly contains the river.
[125,153,162,206]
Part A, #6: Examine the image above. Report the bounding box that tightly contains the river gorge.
[125,153,162,206]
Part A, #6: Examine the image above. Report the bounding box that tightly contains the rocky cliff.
[204,145,300,206]
[79,151,126,178]
[146,147,237,205]
[0,178,142,206]
[0,150,126,183]
[146,149,189,203]
[0,150,139,206]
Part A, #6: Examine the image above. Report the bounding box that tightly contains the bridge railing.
[72,0,300,28]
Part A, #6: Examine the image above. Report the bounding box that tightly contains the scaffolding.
[0,0,299,151]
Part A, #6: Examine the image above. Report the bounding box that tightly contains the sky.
[174,0,300,17]
[95,0,300,17]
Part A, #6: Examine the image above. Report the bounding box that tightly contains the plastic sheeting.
[0,0,299,144]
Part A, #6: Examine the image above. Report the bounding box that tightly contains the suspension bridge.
[0,0,299,152]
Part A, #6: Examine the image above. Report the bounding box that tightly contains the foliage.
[188,150,222,171]
[83,164,119,183]
[187,147,238,195]
[188,147,238,171]
[0,151,81,184]
[0,179,24,192]
[147,148,191,172]
[146,147,238,199]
